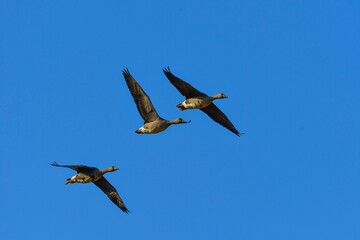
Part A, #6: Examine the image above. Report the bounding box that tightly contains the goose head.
[213,93,228,99]
[103,166,119,173]
[170,118,190,124]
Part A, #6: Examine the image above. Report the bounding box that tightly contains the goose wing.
[122,68,159,123]
[93,177,129,213]
[51,162,95,173]
[163,67,206,98]
[200,103,240,136]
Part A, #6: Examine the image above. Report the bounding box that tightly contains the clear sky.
[1,0,360,239]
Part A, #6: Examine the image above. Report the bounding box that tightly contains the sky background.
[1,0,360,239]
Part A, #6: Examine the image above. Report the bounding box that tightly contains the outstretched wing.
[93,177,129,213]
[122,68,159,123]
[200,103,240,136]
[51,162,95,173]
[163,67,206,98]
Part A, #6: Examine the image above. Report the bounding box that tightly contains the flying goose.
[51,162,129,213]
[122,68,189,134]
[163,67,241,136]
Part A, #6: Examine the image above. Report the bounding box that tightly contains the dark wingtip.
[51,162,59,167]
[122,68,130,77]
[123,208,131,214]
[236,132,244,137]
[162,66,171,74]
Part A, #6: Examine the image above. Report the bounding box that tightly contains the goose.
[163,67,241,136]
[122,68,189,134]
[51,162,129,213]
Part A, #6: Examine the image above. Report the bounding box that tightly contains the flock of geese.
[52,67,242,214]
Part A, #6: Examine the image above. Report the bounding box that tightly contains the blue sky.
[1,0,360,239]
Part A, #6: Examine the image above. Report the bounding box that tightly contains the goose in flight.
[122,68,189,134]
[51,162,129,213]
[163,67,241,136]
